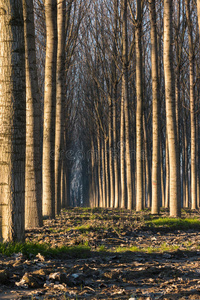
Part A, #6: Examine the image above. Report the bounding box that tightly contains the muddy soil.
[0,208,200,299]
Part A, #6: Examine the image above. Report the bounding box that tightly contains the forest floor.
[0,208,200,299]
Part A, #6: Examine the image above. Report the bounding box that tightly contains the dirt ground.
[0,208,200,299]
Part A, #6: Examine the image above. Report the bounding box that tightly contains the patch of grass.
[97,245,107,252]
[74,224,93,233]
[112,243,180,254]
[0,242,91,258]
[146,217,200,230]
[146,243,179,253]
[115,246,139,253]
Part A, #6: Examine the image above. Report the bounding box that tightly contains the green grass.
[97,245,107,252]
[115,245,140,253]
[0,242,91,258]
[113,243,180,254]
[74,224,93,233]
[146,217,200,230]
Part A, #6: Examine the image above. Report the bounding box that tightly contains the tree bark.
[55,0,66,215]
[163,0,181,217]
[149,0,161,214]
[0,0,26,241]
[23,0,43,229]
[42,0,57,218]
[185,0,197,209]
[136,0,144,211]
[113,0,119,209]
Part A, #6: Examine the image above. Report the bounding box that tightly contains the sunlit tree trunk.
[0,0,25,241]
[55,0,66,215]
[163,0,181,217]
[136,0,144,211]
[149,0,161,214]
[23,0,43,229]
[42,0,57,218]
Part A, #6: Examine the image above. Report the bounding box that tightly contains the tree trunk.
[55,0,66,215]
[184,119,189,207]
[136,0,144,211]
[97,134,102,207]
[185,0,197,209]
[122,0,133,210]
[165,131,169,208]
[197,0,200,38]
[160,146,165,207]
[42,0,57,218]
[120,86,126,208]
[0,0,26,241]
[163,0,181,217]
[23,0,43,229]
[108,96,114,208]
[149,0,161,214]
[102,139,106,208]
[113,0,119,209]
[143,115,151,209]
[104,138,109,208]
